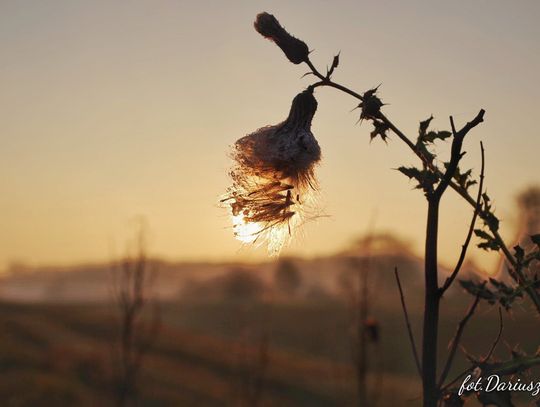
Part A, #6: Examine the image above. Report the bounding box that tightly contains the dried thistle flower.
[222,88,321,255]
[359,86,384,121]
[254,12,310,64]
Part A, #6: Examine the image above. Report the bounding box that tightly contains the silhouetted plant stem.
[251,13,540,405]
[440,143,485,296]
[345,241,376,406]
[438,291,481,388]
[357,257,368,407]
[308,59,540,315]
[394,267,422,377]
[112,224,160,407]
[309,57,481,406]
[354,237,375,407]
[313,63,488,405]
[422,197,441,407]
[483,307,503,362]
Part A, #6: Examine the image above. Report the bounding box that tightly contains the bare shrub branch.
[440,142,485,296]
[394,267,422,378]
[438,291,482,388]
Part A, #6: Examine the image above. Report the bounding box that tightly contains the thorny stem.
[421,108,483,406]
[305,55,540,407]
[306,57,522,407]
[435,111,485,199]
[307,57,540,315]
[439,142,485,296]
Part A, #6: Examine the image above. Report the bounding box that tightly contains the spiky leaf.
[418,116,433,138]
[397,166,439,192]
[422,130,452,144]
[370,119,389,142]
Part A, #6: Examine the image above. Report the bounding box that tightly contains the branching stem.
[306,57,540,315]
[439,142,485,296]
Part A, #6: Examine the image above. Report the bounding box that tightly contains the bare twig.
[434,111,485,200]
[440,368,473,394]
[352,227,375,407]
[438,292,482,388]
[235,333,269,407]
[112,224,160,407]
[440,307,503,392]
[394,267,422,377]
[482,307,503,363]
[439,142,485,296]
[449,116,457,135]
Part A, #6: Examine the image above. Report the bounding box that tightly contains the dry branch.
[438,292,482,388]
[440,142,486,296]
[394,267,422,377]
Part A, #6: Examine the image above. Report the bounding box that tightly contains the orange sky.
[1,1,539,272]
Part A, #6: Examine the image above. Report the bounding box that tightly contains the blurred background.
[1,1,539,406]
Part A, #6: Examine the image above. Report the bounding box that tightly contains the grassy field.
[0,295,538,406]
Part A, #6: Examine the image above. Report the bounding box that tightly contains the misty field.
[0,252,538,406]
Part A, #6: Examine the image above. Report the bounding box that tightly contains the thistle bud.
[254,12,310,65]
[359,87,384,120]
[222,88,321,255]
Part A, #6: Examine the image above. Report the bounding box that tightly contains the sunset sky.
[1,1,539,271]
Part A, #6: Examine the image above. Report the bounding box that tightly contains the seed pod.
[222,88,321,255]
[254,12,310,65]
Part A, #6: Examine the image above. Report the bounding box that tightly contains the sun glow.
[231,214,263,244]
[230,210,299,256]
[223,177,320,256]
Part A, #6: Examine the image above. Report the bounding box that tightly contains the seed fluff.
[221,88,321,255]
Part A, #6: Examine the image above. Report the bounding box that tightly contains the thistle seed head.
[222,89,321,255]
[254,12,310,65]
